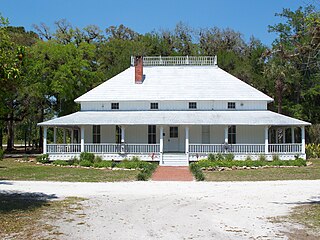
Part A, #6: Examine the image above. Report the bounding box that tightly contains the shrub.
[131,156,141,162]
[36,154,50,164]
[79,160,93,167]
[0,148,3,160]
[69,157,80,165]
[136,163,158,181]
[189,163,205,181]
[216,153,225,160]
[93,161,113,168]
[258,155,267,162]
[306,143,320,159]
[94,155,103,163]
[207,153,216,161]
[272,155,280,161]
[224,153,235,161]
[137,172,148,181]
[245,156,252,161]
[52,160,69,166]
[80,152,95,163]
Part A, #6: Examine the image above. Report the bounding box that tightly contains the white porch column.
[63,128,66,144]
[264,126,269,154]
[291,127,295,143]
[71,129,74,144]
[80,126,85,152]
[53,127,57,144]
[43,126,47,154]
[301,126,305,154]
[185,126,189,154]
[121,126,125,143]
[160,126,164,153]
[224,126,228,143]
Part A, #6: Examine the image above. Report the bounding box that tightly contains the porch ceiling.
[38,110,310,127]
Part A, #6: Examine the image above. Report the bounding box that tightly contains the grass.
[0,158,138,182]
[204,159,320,181]
[0,192,86,239]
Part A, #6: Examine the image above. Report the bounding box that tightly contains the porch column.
[160,126,164,164]
[185,126,189,154]
[264,126,269,154]
[159,126,164,153]
[43,126,47,154]
[80,126,85,152]
[63,128,66,144]
[224,126,228,143]
[291,127,295,143]
[53,127,57,144]
[121,126,125,143]
[301,126,305,154]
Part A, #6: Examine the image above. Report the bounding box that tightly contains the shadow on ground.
[0,190,57,213]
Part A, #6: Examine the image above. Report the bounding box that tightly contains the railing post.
[80,126,85,152]
[264,126,269,154]
[301,126,305,154]
[121,126,125,143]
[43,126,47,154]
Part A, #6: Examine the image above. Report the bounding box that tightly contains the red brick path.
[151,166,194,181]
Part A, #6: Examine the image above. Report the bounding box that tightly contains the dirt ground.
[1,180,320,239]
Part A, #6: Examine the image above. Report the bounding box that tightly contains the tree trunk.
[6,113,14,151]
[0,125,3,150]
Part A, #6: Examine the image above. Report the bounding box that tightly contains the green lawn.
[204,159,320,181]
[0,158,139,182]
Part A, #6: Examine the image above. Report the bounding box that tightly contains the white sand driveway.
[1,180,320,239]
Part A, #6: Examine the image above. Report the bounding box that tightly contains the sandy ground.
[1,180,320,240]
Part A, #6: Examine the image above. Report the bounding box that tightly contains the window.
[93,125,101,144]
[227,102,236,109]
[189,102,197,109]
[115,125,122,144]
[111,102,119,110]
[148,125,156,144]
[170,127,178,138]
[228,125,236,144]
[150,103,158,110]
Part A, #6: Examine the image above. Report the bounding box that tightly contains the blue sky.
[1,0,317,46]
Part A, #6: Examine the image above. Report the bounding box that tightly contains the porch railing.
[189,143,302,154]
[126,144,160,153]
[268,144,302,153]
[47,144,81,153]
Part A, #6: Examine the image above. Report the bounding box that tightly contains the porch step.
[160,153,189,166]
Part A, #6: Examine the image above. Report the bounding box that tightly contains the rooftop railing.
[130,56,217,66]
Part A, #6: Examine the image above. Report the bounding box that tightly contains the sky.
[1,0,318,46]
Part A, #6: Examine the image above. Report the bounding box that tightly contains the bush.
[36,154,50,164]
[69,157,79,165]
[93,161,113,168]
[245,155,252,161]
[80,152,95,163]
[79,160,93,167]
[131,156,141,162]
[216,153,225,160]
[52,160,69,166]
[224,153,235,161]
[94,155,103,163]
[272,155,280,161]
[189,163,205,181]
[136,162,158,181]
[0,148,4,160]
[207,153,216,161]
[137,172,148,181]
[258,155,267,162]
[306,143,320,159]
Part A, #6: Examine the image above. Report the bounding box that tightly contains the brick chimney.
[134,56,143,84]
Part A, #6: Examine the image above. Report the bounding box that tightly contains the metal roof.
[38,110,310,126]
[75,66,273,102]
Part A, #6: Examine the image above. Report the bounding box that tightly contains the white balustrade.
[190,144,270,154]
[268,144,302,153]
[131,56,217,66]
[47,144,81,153]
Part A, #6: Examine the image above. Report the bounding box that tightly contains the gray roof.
[38,110,310,126]
[75,66,273,102]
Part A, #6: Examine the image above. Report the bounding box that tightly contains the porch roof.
[38,110,310,127]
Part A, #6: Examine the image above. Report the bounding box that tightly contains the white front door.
[164,126,179,152]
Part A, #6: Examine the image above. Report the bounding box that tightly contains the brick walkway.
[151,166,194,181]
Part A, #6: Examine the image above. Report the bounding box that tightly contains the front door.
[165,126,179,152]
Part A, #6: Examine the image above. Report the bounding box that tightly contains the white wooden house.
[38,56,310,166]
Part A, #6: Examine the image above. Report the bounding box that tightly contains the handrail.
[131,56,217,66]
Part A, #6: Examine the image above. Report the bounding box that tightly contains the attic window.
[150,103,158,110]
[111,102,119,110]
[227,102,236,109]
[189,102,197,109]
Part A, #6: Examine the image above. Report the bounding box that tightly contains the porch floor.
[151,166,194,181]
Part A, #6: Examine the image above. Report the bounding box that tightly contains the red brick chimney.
[134,56,143,84]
